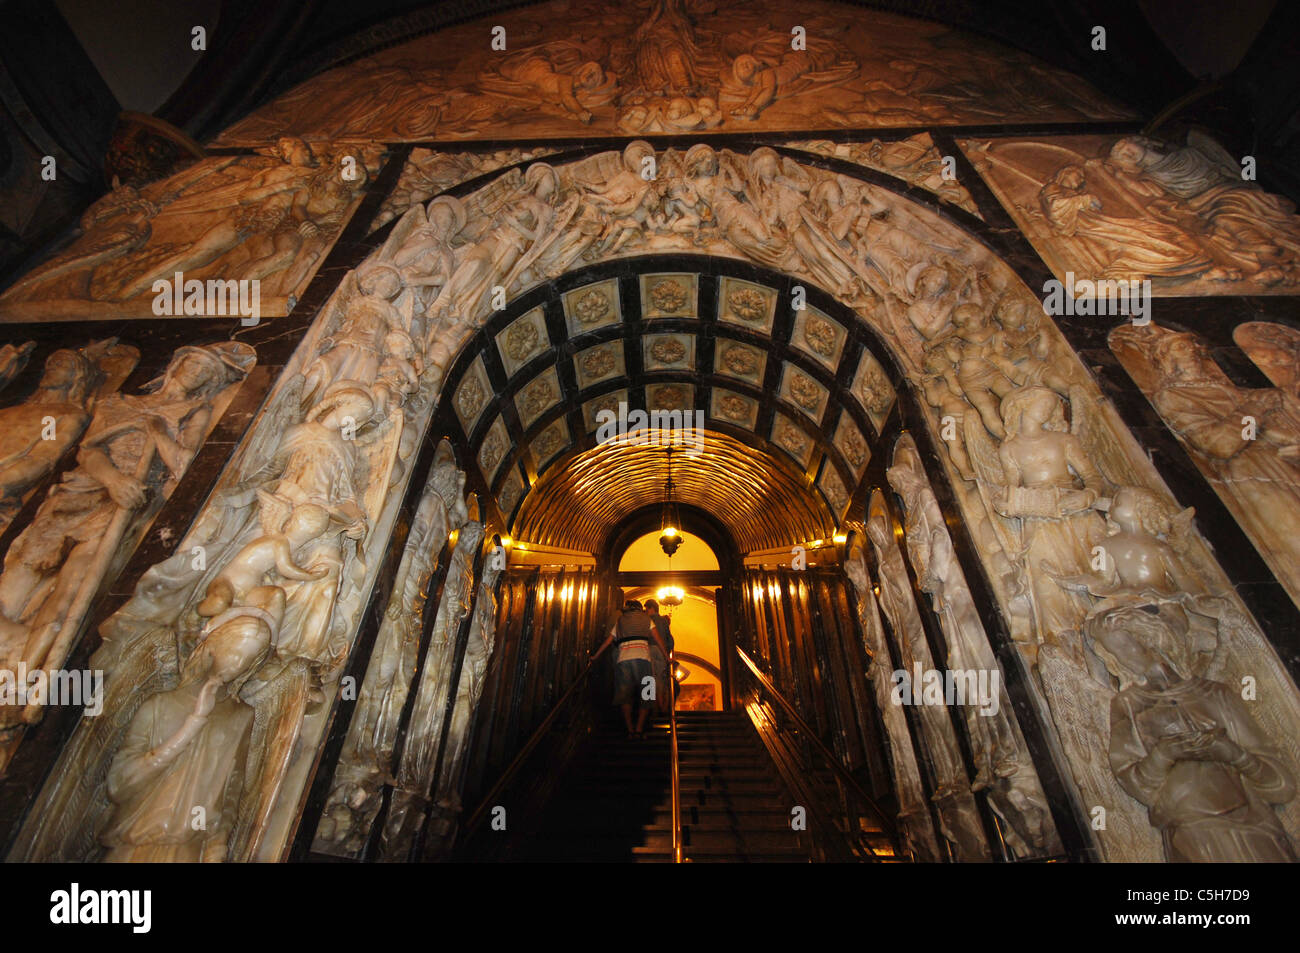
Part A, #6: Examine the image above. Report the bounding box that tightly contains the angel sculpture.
[1088,603,1297,862]
[965,385,1108,646]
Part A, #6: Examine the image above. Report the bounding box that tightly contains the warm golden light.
[662,527,678,537]
[656,585,684,607]
[833,533,847,544]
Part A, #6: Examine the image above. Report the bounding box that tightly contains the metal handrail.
[460,640,611,840]
[734,645,898,842]
[668,650,682,863]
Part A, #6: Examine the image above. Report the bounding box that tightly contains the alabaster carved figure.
[424,553,504,855]
[1113,323,1300,610]
[381,519,484,860]
[1108,135,1300,286]
[0,342,254,728]
[966,386,1107,646]
[1088,604,1297,862]
[0,138,373,318]
[0,340,139,535]
[969,132,1300,295]
[842,534,943,862]
[867,496,989,862]
[1038,165,1217,281]
[100,587,281,862]
[372,147,557,232]
[313,441,468,857]
[887,438,1059,858]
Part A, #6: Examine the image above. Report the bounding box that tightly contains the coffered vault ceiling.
[512,429,832,555]
[439,261,901,552]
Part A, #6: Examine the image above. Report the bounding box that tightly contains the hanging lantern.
[659,446,683,557]
[656,585,684,608]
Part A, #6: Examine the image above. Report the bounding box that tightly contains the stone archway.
[13,135,1300,866]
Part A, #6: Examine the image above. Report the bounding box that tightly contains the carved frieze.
[962,133,1300,296]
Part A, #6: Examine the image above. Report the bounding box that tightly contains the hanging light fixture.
[656,584,684,609]
[659,446,683,557]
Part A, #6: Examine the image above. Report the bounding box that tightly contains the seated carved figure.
[1089,604,1297,862]
[100,586,282,862]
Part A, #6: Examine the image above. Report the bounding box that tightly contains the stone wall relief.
[313,441,469,858]
[787,135,980,217]
[0,141,382,320]
[842,527,943,863]
[0,339,138,536]
[962,133,1300,295]
[866,491,990,861]
[886,435,1062,858]
[1111,322,1300,612]
[0,341,254,759]
[211,0,1127,147]
[12,141,1300,865]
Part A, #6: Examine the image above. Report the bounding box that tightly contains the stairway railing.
[668,650,682,863]
[459,640,611,848]
[734,646,901,861]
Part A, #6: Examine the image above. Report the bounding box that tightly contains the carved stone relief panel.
[791,307,847,371]
[582,389,628,433]
[531,418,570,469]
[643,333,694,372]
[495,306,550,376]
[645,382,693,414]
[1234,321,1300,398]
[0,144,382,320]
[714,339,766,386]
[212,0,1128,147]
[514,366,561,429]
[852,349,895,433]
[311,441,468,857]
[0,341,255,779]
[833,413,870,475]
[478,416,511,483]
[710,388,759,431]
[841,527,943,862]
[771,413,813,469]
[717,277,777,335]
[866,490,990,861]
[962,133,1300,295]
[640,273,698,319]
[371,147,558,232]
[779,363,830,424]
[0,340,139,537]
[1111,322,1300,612]
[573,340,625,389]
[454,357,494,433]
[562,278,620,336]
[787,135,981,218]
[887,434,1063,859]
